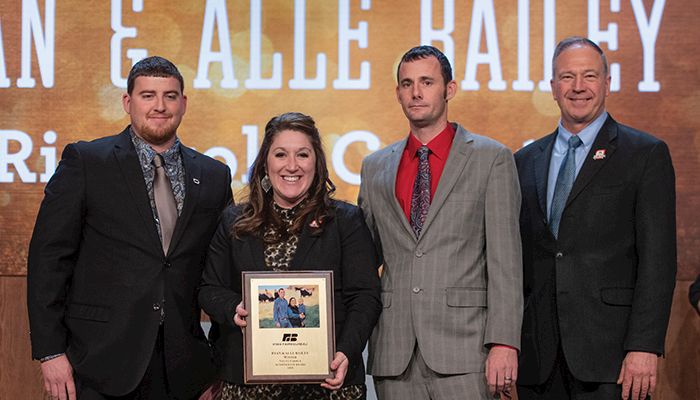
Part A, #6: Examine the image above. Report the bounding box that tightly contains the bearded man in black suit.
[28,56,232,399]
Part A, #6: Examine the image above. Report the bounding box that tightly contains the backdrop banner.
[0,0,697,276]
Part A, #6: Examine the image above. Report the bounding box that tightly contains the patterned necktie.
[549,135,583,238]
[153,154,178,254]
[410,145,431,238]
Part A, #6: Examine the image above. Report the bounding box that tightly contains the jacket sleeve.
[483,146,524,350]
[198,207,239,328]
[624,141,677,354]
[27,143,86,359]
[334,205,382,367]
[358,158,383,266]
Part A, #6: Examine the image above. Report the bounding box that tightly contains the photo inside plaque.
[256,285,320,329]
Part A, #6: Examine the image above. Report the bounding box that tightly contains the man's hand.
[485,346,518,397]
[617,351,658,400]
[321,352,349,391]
[40,355,76,400]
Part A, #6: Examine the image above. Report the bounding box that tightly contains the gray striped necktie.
[549,135,583,238]
[153,154,177,254]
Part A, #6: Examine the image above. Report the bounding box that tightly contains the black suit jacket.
[514,116,676,384]
[27,127,232,398]
[198,200,382,386]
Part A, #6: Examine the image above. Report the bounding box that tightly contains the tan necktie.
[153,154,177,254]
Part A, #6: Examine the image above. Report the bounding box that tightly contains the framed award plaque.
[242,270,335,384]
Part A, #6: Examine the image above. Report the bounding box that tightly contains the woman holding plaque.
[199,112,382,399]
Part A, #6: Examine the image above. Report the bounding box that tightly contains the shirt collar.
[556,111,608,149]
[129,127,181,166]
[406,123,455,160]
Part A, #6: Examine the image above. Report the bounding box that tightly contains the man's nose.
[154,96,166,111]
[412,85,422,99]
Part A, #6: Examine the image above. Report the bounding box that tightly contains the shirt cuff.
[491,344,518,351]
[39,353,64,363]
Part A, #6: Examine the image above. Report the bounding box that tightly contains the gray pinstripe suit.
[359,123,523,383]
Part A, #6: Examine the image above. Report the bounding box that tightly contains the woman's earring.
[261,175,272,193]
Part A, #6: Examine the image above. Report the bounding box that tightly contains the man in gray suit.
[359,45,523,399]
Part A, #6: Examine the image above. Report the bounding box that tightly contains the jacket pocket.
[66,302,111,322]
[446,287,487,307]
[600,287,634,306]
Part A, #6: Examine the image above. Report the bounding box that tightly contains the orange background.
[1,1,697,279]
[0,1,698,398]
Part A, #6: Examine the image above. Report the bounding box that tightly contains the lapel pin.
[193,178,200,185]
[309,219,320,228]
[592,149,606,160]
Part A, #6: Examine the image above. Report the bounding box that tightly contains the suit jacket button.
[153,303,161,311]
[412,287,421,293]
[163,261,171,268]
[555,252,563,259]
[415,250,423,258]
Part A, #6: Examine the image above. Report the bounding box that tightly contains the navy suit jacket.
[515,116,676,384]
[28,127,232,398]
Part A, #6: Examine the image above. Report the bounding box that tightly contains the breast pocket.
[590,183,625,197]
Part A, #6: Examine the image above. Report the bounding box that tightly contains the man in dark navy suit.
[28,56,232,399]
[515,37,676,400]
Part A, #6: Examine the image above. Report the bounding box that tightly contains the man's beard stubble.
[134,120,178,147]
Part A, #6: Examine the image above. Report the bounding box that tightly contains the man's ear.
[122,93,131,114]
[445,80,457,102]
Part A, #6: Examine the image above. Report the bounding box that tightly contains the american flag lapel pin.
[593,149,606,160]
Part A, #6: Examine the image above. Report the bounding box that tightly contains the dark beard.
[133,122,178,147]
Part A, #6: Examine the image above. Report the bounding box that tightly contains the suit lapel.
[290,216,319,269]
[113,128,162,251]
[418,125,473,241]
[246,236,267,270]
[383,139,415,240]
[534,132,556,220]
[566,116,618,207]
[168,145,201,256]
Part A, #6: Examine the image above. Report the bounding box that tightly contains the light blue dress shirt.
[546,111,608,217]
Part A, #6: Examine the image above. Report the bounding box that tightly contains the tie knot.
[568,135,583,149]
[153,154,165,168]
[416,145,430,160]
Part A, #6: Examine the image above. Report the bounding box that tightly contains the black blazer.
[514,116,676,384]
[27,127,232,398]
[198,200,382,385]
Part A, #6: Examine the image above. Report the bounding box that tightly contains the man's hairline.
[127,74,185,96]
[551,43,610,80]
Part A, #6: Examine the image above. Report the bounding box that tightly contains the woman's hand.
[321,351,349,391]
[233,302,248,328]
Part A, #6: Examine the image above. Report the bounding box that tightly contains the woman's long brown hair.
[233,112,335,242]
